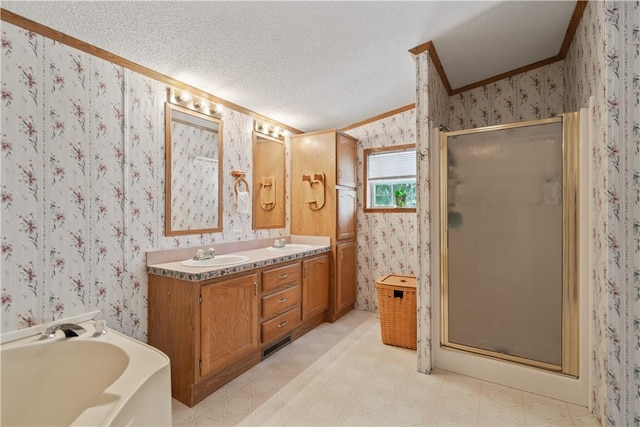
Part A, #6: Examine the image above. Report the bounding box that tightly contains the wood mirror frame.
[252,131,285,229]
[165,102,223,236]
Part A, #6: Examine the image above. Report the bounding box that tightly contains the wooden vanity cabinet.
[148,252,330,407]
[291,129,358,322]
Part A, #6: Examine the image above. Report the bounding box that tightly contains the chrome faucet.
[272,238,286,248]
[39,323,87,340]
[193,247,215,260]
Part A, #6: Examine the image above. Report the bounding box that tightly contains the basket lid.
[376,274,416,288]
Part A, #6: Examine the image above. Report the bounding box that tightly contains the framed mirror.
[252,131,285,229]
[165,102,223,235]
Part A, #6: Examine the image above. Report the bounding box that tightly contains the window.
[364,144,416,211]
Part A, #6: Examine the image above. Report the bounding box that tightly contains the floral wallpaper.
[3,5,639,424]
[345,108,417,314]
[410,1,639,424]
[170,120,219,231]
[347,56,566,376]
[565,2,640,426]
[566,2,609,424]
[1,22,288,341]
[449,61,565,131]
[415,52,450,374]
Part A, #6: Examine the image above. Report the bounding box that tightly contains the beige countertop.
[146,236,331,282]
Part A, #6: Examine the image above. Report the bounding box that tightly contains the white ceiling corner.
[2,1,577,132]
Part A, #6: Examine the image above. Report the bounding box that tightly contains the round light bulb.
[178,90,191,103]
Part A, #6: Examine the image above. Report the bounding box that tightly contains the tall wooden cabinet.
[290,129,358,322]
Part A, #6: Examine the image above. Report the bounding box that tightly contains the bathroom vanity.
[146,238,330,407]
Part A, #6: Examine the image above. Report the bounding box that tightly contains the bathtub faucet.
[39,323,87,340]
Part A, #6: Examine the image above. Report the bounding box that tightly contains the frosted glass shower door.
[441,117,576,372]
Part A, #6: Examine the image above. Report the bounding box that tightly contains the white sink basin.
[181,255,251,268]
[266,244,313,252]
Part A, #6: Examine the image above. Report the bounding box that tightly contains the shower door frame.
[439,114,579,377]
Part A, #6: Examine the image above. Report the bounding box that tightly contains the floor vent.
[262,335,291,359]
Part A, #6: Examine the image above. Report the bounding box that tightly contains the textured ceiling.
[2,1,577,132]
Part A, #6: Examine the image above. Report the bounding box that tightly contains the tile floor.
[172,310,600,426]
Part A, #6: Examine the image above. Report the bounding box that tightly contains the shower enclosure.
[439,114,579,377]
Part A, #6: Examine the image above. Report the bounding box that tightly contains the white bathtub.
[1,317,171,426]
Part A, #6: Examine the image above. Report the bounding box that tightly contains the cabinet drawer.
[261,307,300,343]
[262,263,300,292]
[262,285,300,320]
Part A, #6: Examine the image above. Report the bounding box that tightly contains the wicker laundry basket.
[375,274,417,350]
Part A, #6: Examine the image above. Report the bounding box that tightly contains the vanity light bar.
[167,87,222,117]
[254,120,288,140]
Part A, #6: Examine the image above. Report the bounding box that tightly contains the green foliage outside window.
[372,181,416,208]
[365,145,416,210]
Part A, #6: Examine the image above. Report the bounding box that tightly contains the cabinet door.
[337,133,357,188]
[302,254,330,320]
[337,188,357,240]
[335,241,357,315]
[290,131,336,237]
[200,274,258,378]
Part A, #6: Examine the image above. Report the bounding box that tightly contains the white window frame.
[363,144,416,212]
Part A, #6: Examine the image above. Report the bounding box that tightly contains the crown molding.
[559,0,588,58]
[0,8,303,134]
[3,0,588,134]
[341,104,415,132]
[409,0,588,96]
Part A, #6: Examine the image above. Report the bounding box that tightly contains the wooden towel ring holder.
[231,170,249,195]
[302,172,326,210]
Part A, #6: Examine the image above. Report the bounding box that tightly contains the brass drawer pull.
[279,273,289,279]
[278,321,288,328]
[279,298,288,303]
